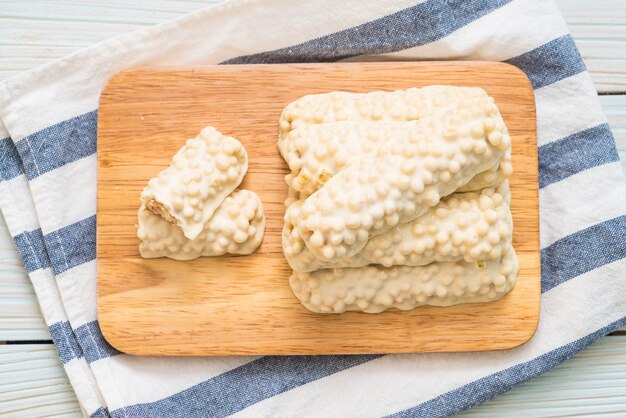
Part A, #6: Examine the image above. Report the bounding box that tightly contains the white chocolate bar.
[283,121,420,195]
[283,186,512,272]
[292,102,510,261]
[140,126,248,240]
[282,121,510,195]
[138,189,265,260]
[289,248,518,314]
[278,85,490,151]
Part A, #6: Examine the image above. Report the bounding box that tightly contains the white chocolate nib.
[138,190,265,260]
[141,126,248,240]
[292,101,510,261]
[289,248,518,314]
[283,186,512,272]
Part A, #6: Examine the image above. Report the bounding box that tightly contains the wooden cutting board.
[97,62,540,356]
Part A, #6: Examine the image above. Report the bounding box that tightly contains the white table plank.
[556,0,626,93]
[0,0,215,81]
[0,345,81,417]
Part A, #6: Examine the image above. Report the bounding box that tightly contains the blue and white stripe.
[0,0,624,416]
[387,318,626,418]
[0,126,110,417]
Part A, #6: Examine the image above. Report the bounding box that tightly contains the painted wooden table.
[1,1,625,416]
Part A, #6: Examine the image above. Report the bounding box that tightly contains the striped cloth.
[1,0,625,416]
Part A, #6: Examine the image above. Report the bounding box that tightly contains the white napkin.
[1,1,625,417]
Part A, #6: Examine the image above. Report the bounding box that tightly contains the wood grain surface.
[0,345,82,417]
[97,62,539,356]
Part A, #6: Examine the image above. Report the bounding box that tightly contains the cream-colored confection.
[138,189,265,260]
[292,102,510,261]
[282,121,510,196]
[140,126,248,240]
[284,186,512,272]
[289,248,518,313]
[278,85,489,150]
